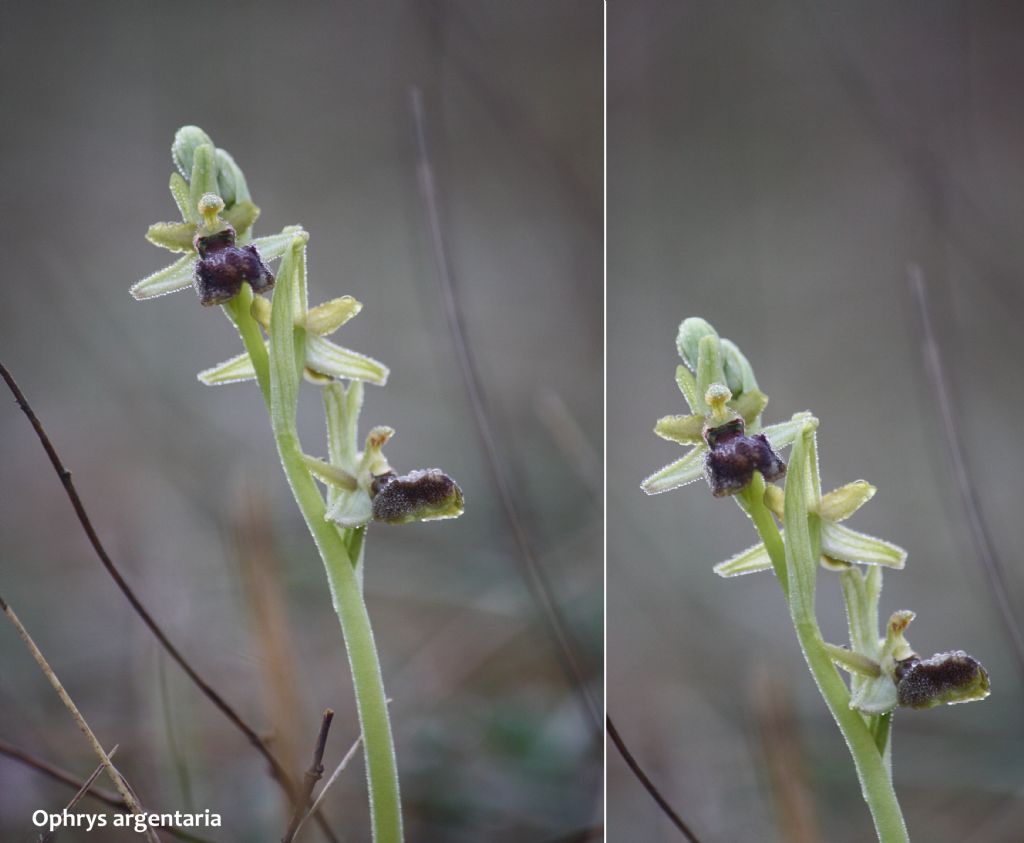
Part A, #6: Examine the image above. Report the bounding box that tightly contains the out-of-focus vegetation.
[0,3,602,841]
[609,3,1024,841]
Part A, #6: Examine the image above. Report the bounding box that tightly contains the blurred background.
[609,2,1024,842]
[0,2,601,841]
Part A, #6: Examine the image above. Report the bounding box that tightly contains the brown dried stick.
[0,740,213,843]
[0,361,339,843]
[281,709,334,843]
[0,594,160,843]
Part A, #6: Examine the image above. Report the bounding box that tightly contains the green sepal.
[822,522,907,569]
[224,201,260,240]
[197,351,255,385]
[188,143,218,220]
[714,541,772,578]
[215,147,251,207]
[146,221,197,253]
[305,335,389,386]
[654,414,705,444]
[641,445,706,495]
[695,335,727,403]
[720,337,758,397]
[130,254,194,300]
[729,388,768,427]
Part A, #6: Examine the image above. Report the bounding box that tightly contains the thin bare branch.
[0,361,340,843]
[0,740,215,843]
[39,746,118,843]
[281,709,334,843]
[606,715,702,842]
[292,731,365,842]
[409,87,601,738]
[0,594,160,843]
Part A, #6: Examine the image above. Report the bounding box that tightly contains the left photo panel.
[0,4,603,842]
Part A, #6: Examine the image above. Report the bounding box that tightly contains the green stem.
[743,479,908,843]
[225,291,403,842]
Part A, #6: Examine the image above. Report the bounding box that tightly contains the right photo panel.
[607,3,1021,842]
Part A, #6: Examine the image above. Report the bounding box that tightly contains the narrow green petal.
[323,381,363,508]
[762,411,817,451]
[654,413,704,444]
[169,172,195,223]
[197,352,256,385]
[714,541,772,577]
[819,480,876,522]
[303,296,362,336]
[129,254,194,300]
[641,446,706,495]
[305,335,389,385]
[146,221,197,253]
[675,365,701,413]
[822,522,907,569]
[251,226,307,263]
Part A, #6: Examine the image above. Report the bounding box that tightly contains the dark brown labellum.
[193,226,274,306]
[702,418,786,497]
[895,651,990,709]
[370,468,464,525]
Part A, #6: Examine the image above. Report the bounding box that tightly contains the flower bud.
[172,126,215,179]
[676,318,718,372]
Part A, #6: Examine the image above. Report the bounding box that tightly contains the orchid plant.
[131,126,465,843]
[642,318,989,843]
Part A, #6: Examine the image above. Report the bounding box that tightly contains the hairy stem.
[740,479,908,843]
[226,291,403,843]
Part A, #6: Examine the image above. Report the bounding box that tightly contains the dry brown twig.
[281,710,334,843]
[0,593,160,843]
[0,361,340,843]
[39,746,118,843]
[0,740,214,843]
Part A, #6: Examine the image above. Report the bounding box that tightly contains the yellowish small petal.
[654,414,704,444]
[301,296,362,336]
[819,480,877,522]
